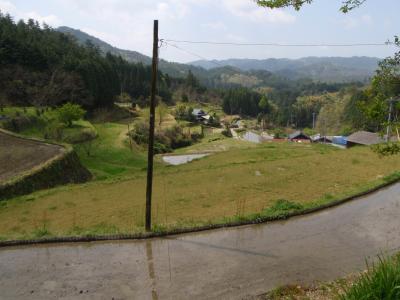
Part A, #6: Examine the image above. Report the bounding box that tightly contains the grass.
[0,137,399,241]
[73,122,148,180]
[341,254,400,300]
[263,253,400,300]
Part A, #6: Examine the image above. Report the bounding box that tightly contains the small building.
[311,134,333,143]
[332,136,347,147]
[192,109,206,121]
[346,131,385,146]
[288,131,311,142]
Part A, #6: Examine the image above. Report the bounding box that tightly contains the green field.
[0,127,399,240]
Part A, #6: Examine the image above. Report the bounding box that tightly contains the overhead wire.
[162,39,394,48]
[161,40,226,67]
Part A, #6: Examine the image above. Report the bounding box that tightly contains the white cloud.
[226,33,246,43]
[0,0,62,27]
[339,14,373,29]
[0,0,15,13]
[202,21,227,30]
[22,11,62,27]
[221,0,295,24]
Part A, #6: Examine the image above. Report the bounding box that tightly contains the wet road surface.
[1,183,400,299]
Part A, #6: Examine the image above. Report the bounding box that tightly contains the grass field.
[0,136,399,241]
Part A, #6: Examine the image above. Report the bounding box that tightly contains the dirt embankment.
[0,130,91,200]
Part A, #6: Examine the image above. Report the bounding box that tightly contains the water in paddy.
[162,153,210,165]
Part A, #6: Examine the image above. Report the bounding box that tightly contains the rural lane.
[1,183,400,299]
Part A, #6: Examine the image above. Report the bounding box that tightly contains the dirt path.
[1,183,400,299]
[0,131,65,182]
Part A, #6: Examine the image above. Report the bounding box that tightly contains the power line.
[162,40,225,67]
[162,39,394,48]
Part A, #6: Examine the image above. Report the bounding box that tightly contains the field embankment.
[0,130,91,200]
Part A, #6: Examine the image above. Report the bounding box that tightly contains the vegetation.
[264,253,400,300]
[255,0,367,13]
[56,102,85,127]
[341,254,400,300]
[0,139,399,240]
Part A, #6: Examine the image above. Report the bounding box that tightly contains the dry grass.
[0,142,399,240]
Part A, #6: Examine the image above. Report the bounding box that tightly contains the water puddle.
[162,154,210,165]
[242,131,263,143]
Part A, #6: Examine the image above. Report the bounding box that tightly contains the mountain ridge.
[56,26,380,83]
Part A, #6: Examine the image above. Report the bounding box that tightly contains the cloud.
[221,0,295,24]
[0,0,15,13]
[339,14,373,29]
[202,21,227,30]
[0,0,62,27]
[23,11,62,27]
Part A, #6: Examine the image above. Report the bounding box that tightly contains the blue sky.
[0,0,399,63]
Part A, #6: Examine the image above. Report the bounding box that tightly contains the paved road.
[1,183,400,299]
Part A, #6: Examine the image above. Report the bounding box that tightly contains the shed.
[311,134,333,143]
[332,136,347,146]
[288,131,311,142]
[346,131,385,146]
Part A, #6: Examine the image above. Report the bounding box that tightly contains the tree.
[258,95,272,129]
[157,100,168,127]
[255,0,366,12]
[56,102,86,127]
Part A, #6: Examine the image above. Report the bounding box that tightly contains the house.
[346,131,385,146]
[332,136,347,147]
[192,109,206,121]
[310,134,333,143]
[288,131,311,142]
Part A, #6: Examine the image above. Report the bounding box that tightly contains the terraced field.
[0,130,65,182]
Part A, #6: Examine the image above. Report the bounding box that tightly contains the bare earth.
[0,131,65,182]
[1,183,400,299]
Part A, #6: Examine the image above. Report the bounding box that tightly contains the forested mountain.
[57,26,152,65]
[57,26,205,79]
[191,57,380,83]
[0,14,173,109]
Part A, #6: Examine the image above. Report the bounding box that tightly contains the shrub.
[56,103,85,127]
[341,254,400,300]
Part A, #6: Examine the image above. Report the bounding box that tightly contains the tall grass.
[341,254,400,300]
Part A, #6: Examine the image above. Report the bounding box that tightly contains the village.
[1,0,400,299]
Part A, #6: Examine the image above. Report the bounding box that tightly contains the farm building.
[288,131,311,142]
[346,131,386,146]
[311,134,333,143]
[192,109,206,120]
[332,136,347,147]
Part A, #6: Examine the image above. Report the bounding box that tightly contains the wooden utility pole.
[145,20,159,231]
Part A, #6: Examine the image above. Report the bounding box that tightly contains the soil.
[0,131,65,182]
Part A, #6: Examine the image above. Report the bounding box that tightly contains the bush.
[129,122,193,153]
[341,254,400,300]
[56,103,85,127]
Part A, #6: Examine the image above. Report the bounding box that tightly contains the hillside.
[57,26,152,64]
[56,26,204,78]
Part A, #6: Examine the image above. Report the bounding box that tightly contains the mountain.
[56,26,203,78]
[190,57,381,83]
[57,26,152,64]
[56,26,380,84]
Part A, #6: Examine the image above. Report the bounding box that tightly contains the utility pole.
[145,20,159,232]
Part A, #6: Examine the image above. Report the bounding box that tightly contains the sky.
[0,0,399,63]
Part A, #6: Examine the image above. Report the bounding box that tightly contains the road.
[1,183,400,299]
